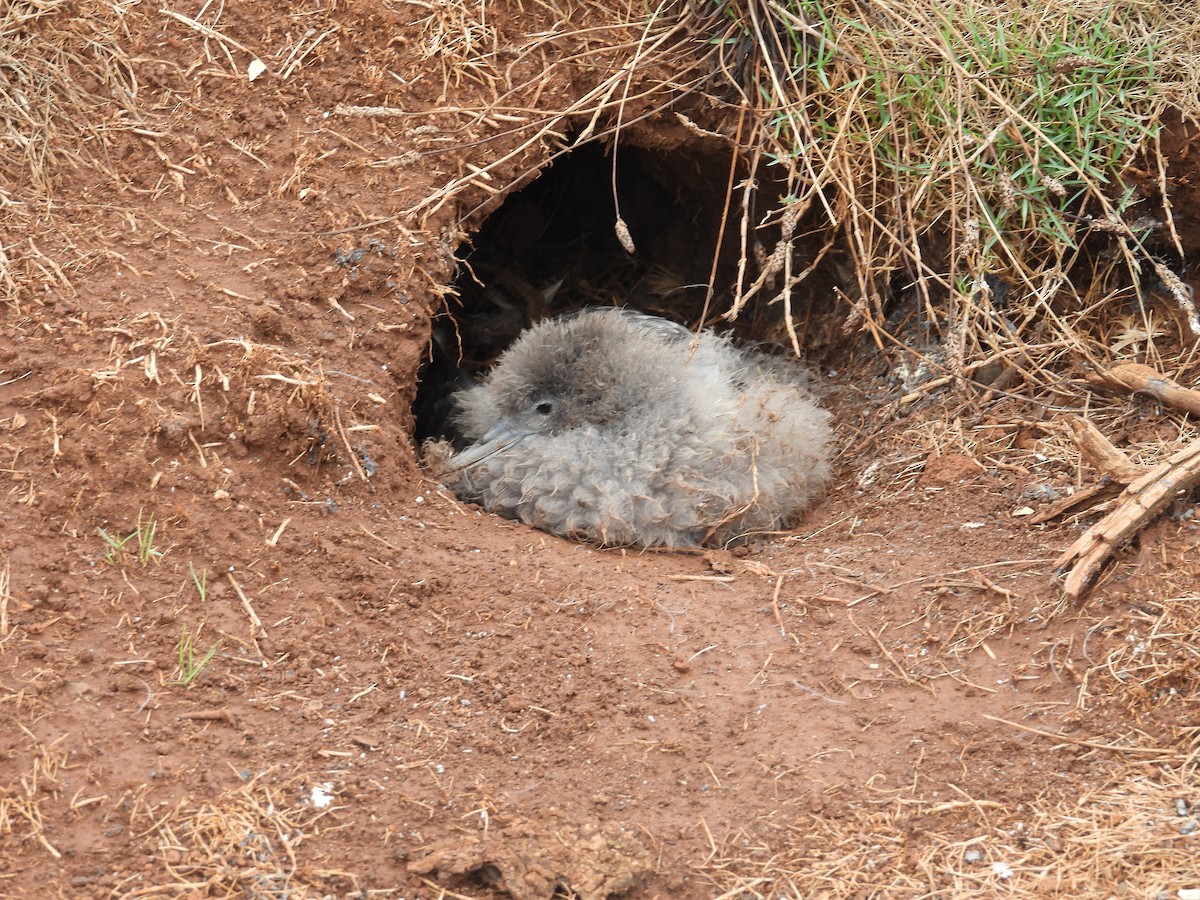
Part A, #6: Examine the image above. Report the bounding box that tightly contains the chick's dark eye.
[534,400,554,415]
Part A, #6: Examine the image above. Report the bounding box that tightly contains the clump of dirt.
[410,816,651,900]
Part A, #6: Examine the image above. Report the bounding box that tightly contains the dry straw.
[0,1,141,194]
[115,775,339,897]
[712,0,1200,380]
[0,1,143,310]
[703,685,1200,898]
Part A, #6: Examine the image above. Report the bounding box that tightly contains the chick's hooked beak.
[445,418,533,471]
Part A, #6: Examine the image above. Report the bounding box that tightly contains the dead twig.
[0,556,10,639]
[1065,416,1144,483]
[226,573,266,637]
[179,709,239,728]
[1052,364,1200,600]
[1055,435,1200,603]
[333,405,369,483]
[983,714,1177,757]
[1029,417,1144,524]
[1086,362,1200,417]
[1029,480,1125,525]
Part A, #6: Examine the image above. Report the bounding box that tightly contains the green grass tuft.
[172,626,220,687]
[189,562,208,602]
[715,0,1199,375]
[98,511,164,567]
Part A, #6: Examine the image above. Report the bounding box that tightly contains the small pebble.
[1021,483,1061,503]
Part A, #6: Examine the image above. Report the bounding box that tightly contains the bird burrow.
[413,137,840,445]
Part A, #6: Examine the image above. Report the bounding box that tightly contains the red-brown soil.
[2,3,1200,898]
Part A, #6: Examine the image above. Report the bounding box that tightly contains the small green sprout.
[172,625,220,687]
[97,511,164,566]
[189,562,208,602]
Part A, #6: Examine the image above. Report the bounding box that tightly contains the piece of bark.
[1028,480,1124,525]
[1065,417,1144,482]
[1031,418,1142,525]
[1055,436,1200,602]
[1086,362,1200,417]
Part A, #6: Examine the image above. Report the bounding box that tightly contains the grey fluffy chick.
[435,308,833,548]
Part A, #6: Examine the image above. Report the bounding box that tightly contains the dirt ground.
[3,3,1200,898]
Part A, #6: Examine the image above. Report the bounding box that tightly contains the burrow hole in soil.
[413,138,832,444]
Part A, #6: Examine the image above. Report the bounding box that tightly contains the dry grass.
[400,0,724,227]
[697,745,1200,897]
[413,0,501,95]
[0,0,141,194]
[0,1,143,310]
[115,775,340,898]
[692,578,1200,895]
[712,0,1200,378]
[0,728,69,863]
[1077,591,1200,717]
[87,309,370,485]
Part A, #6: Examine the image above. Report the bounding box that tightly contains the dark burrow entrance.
[412,137,837,444]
